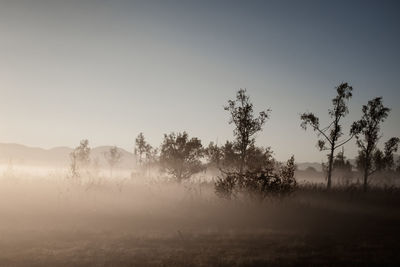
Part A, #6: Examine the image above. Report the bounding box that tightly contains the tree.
[159,132,205,182]
[332,148,353,185]
[350,97,398,191]
[332,149,352,173]
[134,132,157,175]
[104,146,122,178]
[69,139,91,178]
[215,155,296,199]
[205,142,223,169]
[245,145,275,173]
[300,82,353,189]
[144,145,158,168]
[134,133,148,166]
[220,141,240,171]
[383,137,400,170]
[224,88,270,173]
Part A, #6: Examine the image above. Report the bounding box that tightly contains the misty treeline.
[68,84,399,197]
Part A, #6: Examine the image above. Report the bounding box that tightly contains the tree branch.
[314,126,333,145]
[334,134,355,149]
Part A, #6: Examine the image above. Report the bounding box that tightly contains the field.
[0,173,400,267]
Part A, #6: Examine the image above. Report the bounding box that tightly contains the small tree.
[351,97,398,191]
[104,146,122,178]
[332,150,352,173]
[224,88,270,173]
[69,139,90,178]
[215,156,297,200]
[69,139,91,178]
[74,139,91,166]
[396,157,400,173]
[134,133,148,166]
[300,82,353,189]
[245,145,275,173]
[220,141,240,171]
[332,148,353,185]
[144,145,158,167]
[205,142,223,169]
[383,137,400,170]
[159,132,205,182]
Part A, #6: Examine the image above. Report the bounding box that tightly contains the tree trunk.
[327,146,334,190]
[239,146,246,175]
[363,156,369,192]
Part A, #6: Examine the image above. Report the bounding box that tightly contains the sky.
[0,0,399,162]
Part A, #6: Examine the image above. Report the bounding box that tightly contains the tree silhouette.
[351,97,398,191]
[159,132,204,182]
[383,137,400,170]
[224,88,270,173]
[104,146,122,178]
[300,82,353,189]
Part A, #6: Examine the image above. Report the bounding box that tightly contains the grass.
[0,174,399,266]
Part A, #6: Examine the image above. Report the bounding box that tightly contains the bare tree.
[224,88,270,173]
[351,97,398,191]
[159,132,204,182]
[104,146,122,178]
[300,82,353,189]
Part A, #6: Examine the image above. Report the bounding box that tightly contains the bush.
[215,156,297,199]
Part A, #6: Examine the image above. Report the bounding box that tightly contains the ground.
[0,176,399,266]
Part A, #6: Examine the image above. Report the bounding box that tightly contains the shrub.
[215,156,297,199]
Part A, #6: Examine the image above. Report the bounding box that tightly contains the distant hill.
[0,143,398,171]
[296,154,399,172]
[0,143,136,169]
[296,162,324,171]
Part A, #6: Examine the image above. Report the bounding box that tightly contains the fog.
[1,1,400,265]
[0,165,399,266]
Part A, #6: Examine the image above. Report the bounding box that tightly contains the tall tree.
[104,146,122,178]
[159,132,204,182]
[350,97,398,191]
[300,82,353,189]
[224,89,270,173]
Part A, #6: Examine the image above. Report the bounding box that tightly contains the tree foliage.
[224,88,271,173]
[159,132,205,182]
[350,97,398,191]
[215,156,297,199]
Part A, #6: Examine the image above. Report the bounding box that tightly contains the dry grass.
[0,173,399,266]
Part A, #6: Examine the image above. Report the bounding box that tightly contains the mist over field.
[1,0,400,266]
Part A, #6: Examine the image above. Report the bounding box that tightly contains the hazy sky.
[0,0,399,162]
